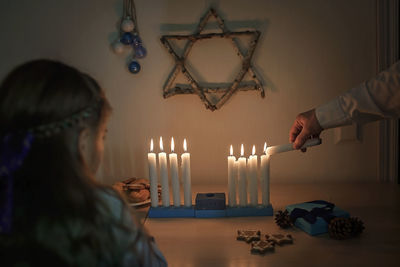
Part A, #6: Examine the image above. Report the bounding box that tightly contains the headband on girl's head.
[28,105,97,138]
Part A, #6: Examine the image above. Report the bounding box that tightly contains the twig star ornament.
[161,8,264,111]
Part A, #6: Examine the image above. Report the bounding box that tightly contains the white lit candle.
[181,139,192,207]
[238,144,247,207]
[260,142,270,206]
[169,137,180,207]
[266,138,322,155]
[234,160,238,200]
[158,137,169,207]
[248,145,258,206]
[148,139,158,207]
[227,145,237,207]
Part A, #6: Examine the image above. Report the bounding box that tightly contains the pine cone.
[349,217,365,236]
[275,210,293,229]
[328,217,353,239]
[328,217,365,240]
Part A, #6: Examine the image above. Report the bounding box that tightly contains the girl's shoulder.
[95,186,129,221]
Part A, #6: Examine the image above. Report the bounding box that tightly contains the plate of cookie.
[129,199,151,207]
[112,177,161,207]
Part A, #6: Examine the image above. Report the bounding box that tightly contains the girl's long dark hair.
[0,60,124,264]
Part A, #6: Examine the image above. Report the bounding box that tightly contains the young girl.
[0,60,167,266]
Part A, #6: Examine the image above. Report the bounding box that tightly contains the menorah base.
[226,204,273,217]
[148,205,195,218]
[148,204,273,218]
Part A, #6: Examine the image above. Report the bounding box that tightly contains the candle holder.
[147,139,321,219]
[148,193,273,218]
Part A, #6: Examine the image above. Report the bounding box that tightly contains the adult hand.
[289,109,323,150]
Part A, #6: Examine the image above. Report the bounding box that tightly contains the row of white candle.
[227,138,322,207]
[147,137,191,208]
[228,143,270,207]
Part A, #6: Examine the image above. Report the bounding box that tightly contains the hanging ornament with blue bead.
[129,60,141,74]
[111,0,146,74]
[120,32,134,45]
[132,34,147,59]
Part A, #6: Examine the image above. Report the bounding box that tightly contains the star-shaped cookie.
[237,230,261,243]
[251,240,275,254]
[265,233,293,246]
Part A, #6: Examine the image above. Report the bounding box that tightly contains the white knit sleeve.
[316,61,400,129]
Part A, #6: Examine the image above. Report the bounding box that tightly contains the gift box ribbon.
[289,200,335,224]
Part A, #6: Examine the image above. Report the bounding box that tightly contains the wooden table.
[137,183,400,267]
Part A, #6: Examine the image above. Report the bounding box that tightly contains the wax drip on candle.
[252,145,256,156]
[171,137,175,152]
[150,138,154,152]
[240,144,244,157]
[183,138,187,152]
[230,145,233,156]
[160,137,164,151]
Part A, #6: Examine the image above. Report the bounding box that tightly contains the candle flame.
[230,145,233,156]
[263,142,267,153]
[252,145,255,156]
[150,139,154,152]
[183,138,187,152]
[240,144,244,157]
[171,137,175,152]
[160,137,164,151]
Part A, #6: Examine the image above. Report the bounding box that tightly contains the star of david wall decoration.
[161,8,264,111]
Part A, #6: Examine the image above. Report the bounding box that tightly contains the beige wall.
[0,0,378,185]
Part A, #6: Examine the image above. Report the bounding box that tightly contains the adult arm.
[290,61,400,149]
[316,61,400,129]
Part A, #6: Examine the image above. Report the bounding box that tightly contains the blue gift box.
[286,201,350,236]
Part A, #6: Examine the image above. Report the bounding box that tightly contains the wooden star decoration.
[160,8,264,111]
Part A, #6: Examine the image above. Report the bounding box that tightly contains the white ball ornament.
[121,17,135,32]
[112,41,125,54]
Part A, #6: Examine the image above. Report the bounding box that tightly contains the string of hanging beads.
[111,0,146,74]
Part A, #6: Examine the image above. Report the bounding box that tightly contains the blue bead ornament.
[134,45,147,59]
[128,60,141,74]
[132,34,143,47]
[120,32,134,45]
